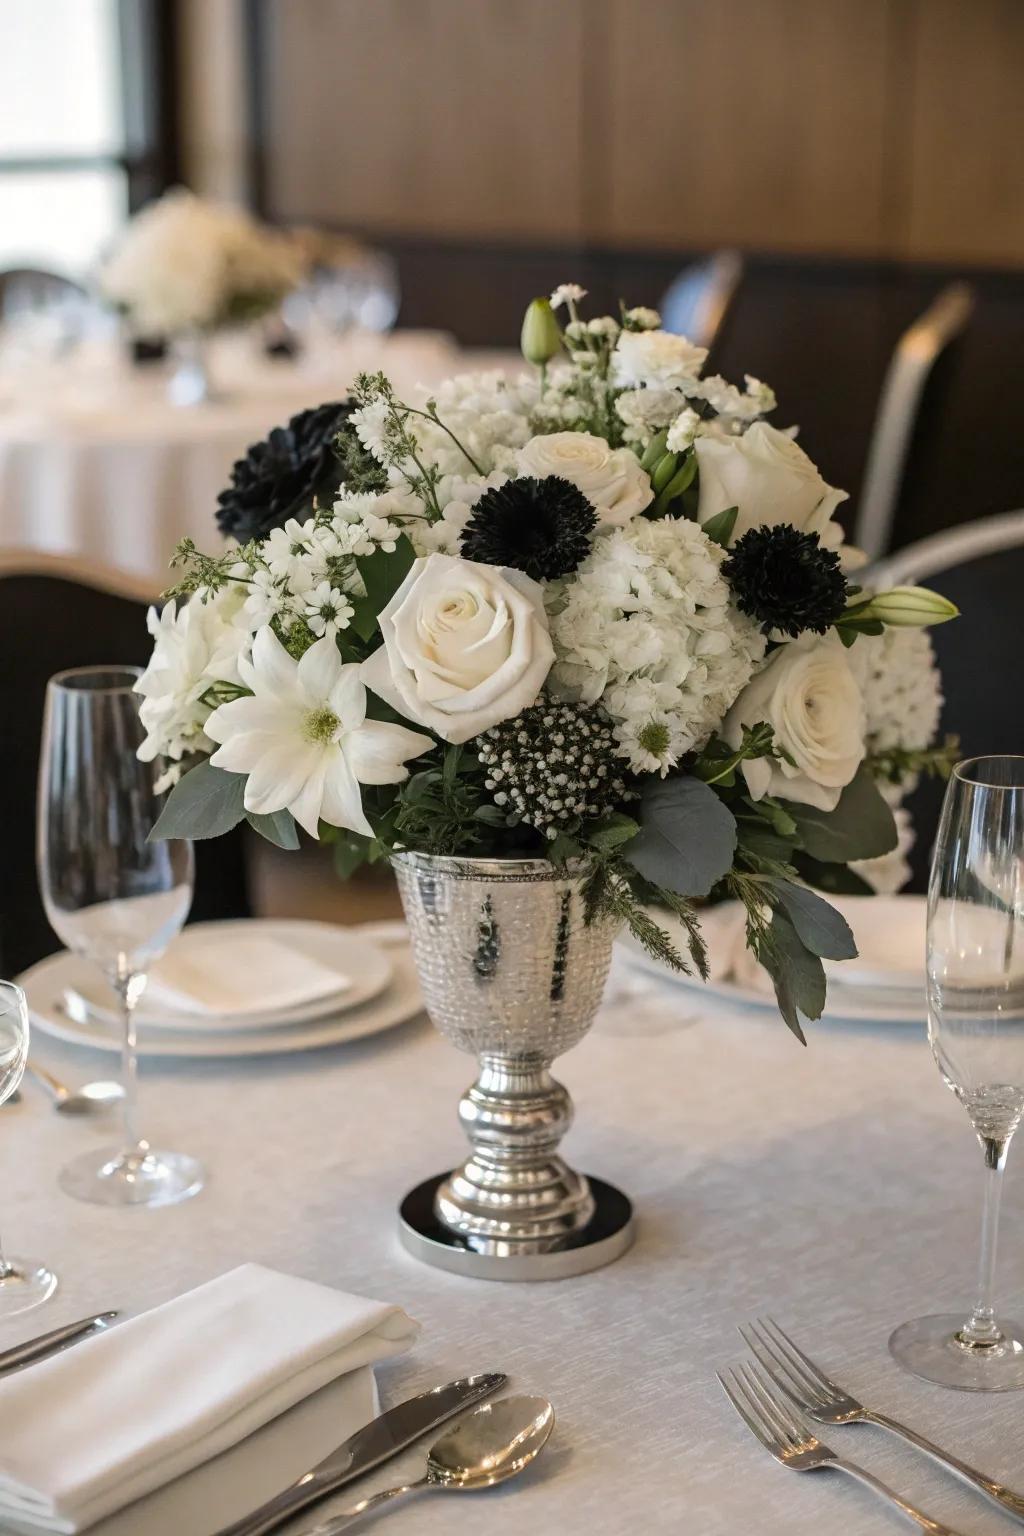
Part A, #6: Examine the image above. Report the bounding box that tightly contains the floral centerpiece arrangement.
[139,283,956,1040]
[98,188,303,339]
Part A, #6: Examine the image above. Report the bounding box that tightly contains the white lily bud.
[520,297,562,366]
[858,586,959,627]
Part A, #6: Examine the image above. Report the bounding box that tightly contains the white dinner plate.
[619,899,928,1026]
[19,936,424,1059]
[68,919,394,1032]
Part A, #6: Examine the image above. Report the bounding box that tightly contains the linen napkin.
[145,934,350,1017]
[0,1264,419,1534]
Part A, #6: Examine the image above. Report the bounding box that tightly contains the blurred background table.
[0,330,514,588]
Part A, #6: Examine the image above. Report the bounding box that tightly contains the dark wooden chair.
[867,511,1024,890]
[0,553,251,977]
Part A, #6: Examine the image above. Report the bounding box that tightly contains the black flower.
[215,401,351,542]
[722,524,848,638]
[459,475,596,581]
[475,699,629,838]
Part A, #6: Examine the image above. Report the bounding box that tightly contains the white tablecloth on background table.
[0,334,517,590]
[7,954,1024,1534]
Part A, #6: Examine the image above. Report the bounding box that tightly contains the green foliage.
[625,774,737,897]
[391,743,509,857]
[245,808,300,850]
[334,420,387,495]
[582,856,708,979]
[699,504,738,547]
[692,722,783,788]
[786,765,897,863]
[869,735,960,786]
[150,760,246,841]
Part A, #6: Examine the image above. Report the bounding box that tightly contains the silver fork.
[718,1360,967,1535]
[742,1317,1024,1526]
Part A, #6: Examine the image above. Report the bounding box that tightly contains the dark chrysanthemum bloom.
[476,699,629,839]
[215,401,351,541]
[722,524,848,638]
[459,475,596,581]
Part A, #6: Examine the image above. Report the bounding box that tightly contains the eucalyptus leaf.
[149,761,246,841]
[788,765,897,863]
[769,878,857,960]
[700,505,739,548]
[245,808,300,850]
[763,910,827,1043]
[625,776,737,897]
[586,812,640,852]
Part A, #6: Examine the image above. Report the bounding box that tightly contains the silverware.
[0,1311,119,1373]
[742,1317,1024,1525]
[211,1372,507,1536]
[300,1395,554,1535]
[718,1359,966,1536]
[24,1060,124,1115]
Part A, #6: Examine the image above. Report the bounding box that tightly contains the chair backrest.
[868,510,1024,889]
[854,282,975,562]
[0,552,251,976]
[660,250,743,348]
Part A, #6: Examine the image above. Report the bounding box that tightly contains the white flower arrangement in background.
[98,188,303,338]
[140,282,960,1037]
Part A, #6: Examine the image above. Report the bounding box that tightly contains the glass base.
[58,1144,204,1208]
[0,1258,58,1317]
[890,1313,1024,1391]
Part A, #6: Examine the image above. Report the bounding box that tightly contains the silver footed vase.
[392,852,623,1260]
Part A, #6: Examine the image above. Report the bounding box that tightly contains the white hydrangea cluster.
[850,626,943,755]
[135,584,252,787]
[549,517,766,775]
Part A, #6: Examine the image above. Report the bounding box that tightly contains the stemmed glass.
[37,667,201,1208]
[0,982,57,1315]
[890,755,1024,1389]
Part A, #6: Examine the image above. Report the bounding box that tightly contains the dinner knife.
[211,1372,506,1536]
[0,1311,119,1374]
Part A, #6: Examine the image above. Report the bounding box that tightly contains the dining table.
[0,330,517,590]
[6,949,1024,1535]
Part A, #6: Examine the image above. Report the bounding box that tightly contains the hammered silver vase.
[393,851,631,1273]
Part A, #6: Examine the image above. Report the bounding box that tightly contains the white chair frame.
[868,508,1024,589]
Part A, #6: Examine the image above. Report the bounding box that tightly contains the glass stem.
[118,983,143,1158]
[959,1135,1011,1348]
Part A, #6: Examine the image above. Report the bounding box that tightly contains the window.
[0,0,176,277]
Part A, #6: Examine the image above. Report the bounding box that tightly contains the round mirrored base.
[890,1313,1024,1391]
[59,1145,204,1208]
[0,1258,58,1317]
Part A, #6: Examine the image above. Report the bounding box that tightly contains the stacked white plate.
[619,895,929,1025]
[20,918,424,1058]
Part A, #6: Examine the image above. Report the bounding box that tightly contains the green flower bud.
[650,450,681,494]
[520,297,562,366]
[857,585,959,627]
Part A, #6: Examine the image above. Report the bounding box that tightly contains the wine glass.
[0,982,58,1315]
[37,667,201,1208]
[890,754,1024,1389]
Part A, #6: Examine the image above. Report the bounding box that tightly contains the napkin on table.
[144,935,351,1017]
[0,1264,418,1534]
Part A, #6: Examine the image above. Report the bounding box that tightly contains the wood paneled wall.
[253,0,1024,269]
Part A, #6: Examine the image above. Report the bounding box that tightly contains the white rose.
[695,421,848,545]
[722,634,865,811]
[360,554,554,744]
[516,432,653,527]
[611,329,708,391]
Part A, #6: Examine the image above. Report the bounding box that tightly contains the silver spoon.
[25,1061,124,1116]
[303,1394,554,1533]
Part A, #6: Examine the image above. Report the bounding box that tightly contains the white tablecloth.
[7,956,1024,1535]
[0,333,513,590]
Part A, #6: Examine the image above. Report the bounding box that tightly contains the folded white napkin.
[145,935,350,1017]
[0,1265,419,1534]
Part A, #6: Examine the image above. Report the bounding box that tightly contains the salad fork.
[741,1318,1024,1526]
[718,1359,966,1535]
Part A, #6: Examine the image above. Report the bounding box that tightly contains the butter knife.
[211,1372,506,1536]
[0,1311,119,1374]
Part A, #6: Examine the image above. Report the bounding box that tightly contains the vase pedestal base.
[398,1173,634,1281]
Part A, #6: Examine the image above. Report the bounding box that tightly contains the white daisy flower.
[550,283,587,310]
[303,581,355,639]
